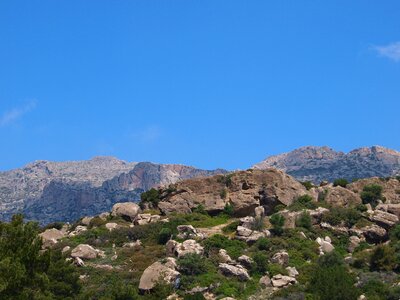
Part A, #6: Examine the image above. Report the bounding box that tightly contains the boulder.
[135,214,161,225]
[239,216,255,229]
[177,225,205,240]
[39,228,65,248]
[167,239,204,258]
[68,225,87,237]
[271,251,289,266]
[286,266,299,277]
[105,222,119,231]
[237,255,254,269]
[348,236,361,253]
[236,226,270,244]
[81,216,93,226]
[123,240,142,249]
[271,274,297,288]
[259,275,272,288]
[368,210,399,229]
[376,203,400,218]
[219,249,234,264]
[323,186,362,207]
[316,236,334,254]
[279,207,328,229]
[360,224,387,243]
[139,260,180,292]
[111,202,141,221]
[218,263,250,281]
[71,244,105,260]
[255,206,265,218]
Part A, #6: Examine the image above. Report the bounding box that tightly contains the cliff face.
[253,146,400,183]
[0,158,226,224]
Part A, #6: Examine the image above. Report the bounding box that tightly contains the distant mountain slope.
[0,158,226,224]
[253,146,400,183]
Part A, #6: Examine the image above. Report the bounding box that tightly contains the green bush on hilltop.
[333,178,349,188]
[361,184,383,207]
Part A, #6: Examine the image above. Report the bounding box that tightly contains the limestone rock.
[271,251,289,266]
[139,260,180,292]
[111,202,140,221]
[167,239,204,258]
[105,222,118,231]
[219,249,234,263]
[71,244,105,260]
[255,206,265,218]
[157,169,308,217]
[368,210,399,228]
[323,186,362,207]
[271,274,297,288]
[348,236,361,253]
[134,213,161,225]
[238,255,254,269]
[360,224,387,243]
[286,266,299,277]
[218,263,250,281]
[177,225,205,240]
[259,275,272,288]
[81,216,93,226]
[39,228,65,248]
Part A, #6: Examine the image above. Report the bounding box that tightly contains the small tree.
[296,211,312,230]
[361,184,383,207]
[370,244,396,271]
[309,252,358,300]
[270,213,285,236]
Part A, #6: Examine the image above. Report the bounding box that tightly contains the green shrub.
[140,188,161,207]
[252,252,269,274]
[192,204,208,215]
[288,195,317,211]
[333,178,349,188]
[88,216,107,229]
[361,184,383,207]
[222,203,234,216]
[267,263,288,276]
[370,244,396,271]
[220,189,228,199]
[308,252,358,300]
[296,211,312,230]
[255,237,271,251]
[390,225,400,241]
[222,220,240,234]
[41,221,64,231]
[251,216,265,231]
[321,207,361,227]
[178,253,208,275]
[184,293,206,300]
[270,213,285,236]
[203,234,246,259]
[157,228,172,245]
[301,181,314,190]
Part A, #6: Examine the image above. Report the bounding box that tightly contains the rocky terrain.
[0,157,225,223]
[20,168,400,300]
[253,146,400,183]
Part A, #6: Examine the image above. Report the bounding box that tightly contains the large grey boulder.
[218,263,250,281]
[271,250,289,266]
[368,210,399,229]
[71,244,105,260]
[166,239,204,258]
[111,202,141,221]
[271,274,297,288]
[139,259,180,292]
[360,224,387,243]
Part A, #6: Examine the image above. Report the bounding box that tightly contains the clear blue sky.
[0,1,399,171]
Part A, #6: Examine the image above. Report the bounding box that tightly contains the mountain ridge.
[253,145,400,183]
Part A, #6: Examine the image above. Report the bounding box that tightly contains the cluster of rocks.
[316,236,334,255]
[235,215,271,243]
[176,225,206,240]
[166,239,204,258]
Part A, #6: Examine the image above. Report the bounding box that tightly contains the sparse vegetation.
[361,184,383,207]
[333,178,349,188]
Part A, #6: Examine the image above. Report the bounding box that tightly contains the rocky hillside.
[0,157,225,223]
[23,169,400,300]
[253,146,400,183]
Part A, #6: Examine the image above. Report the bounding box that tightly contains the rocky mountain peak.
[253,145,400,183]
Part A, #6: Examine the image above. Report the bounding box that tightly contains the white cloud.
[132,125,162,143]
[374,42,400,62]
[0,100,37,127]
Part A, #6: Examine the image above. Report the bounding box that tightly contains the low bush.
[157,228,172,245]
[288,195,317,211]
[370,244,396,272]
[252,252,269,274]
[140,188,161,207]
[269,213,285,236]
[333,178,349,188]
[301,181,314,190]
[321,207,361,227]
[203,234,246,259]
[296,211,312,230]
[178,253,208,275]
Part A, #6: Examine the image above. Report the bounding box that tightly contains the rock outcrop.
[139,258,180,292]
[254,146,400,183]
[157,169,308,217]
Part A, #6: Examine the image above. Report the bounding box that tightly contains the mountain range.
[1,145,399,224]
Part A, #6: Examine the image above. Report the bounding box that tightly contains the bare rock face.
[157,169,308,217]
[271,251,289,266]
[368,210,399,229]
[271,274,297,288]
[254,146,400,183]
[0,158,225,224]
[359,225,387,243]
[139,259,180,292]
[322,186,362,207]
